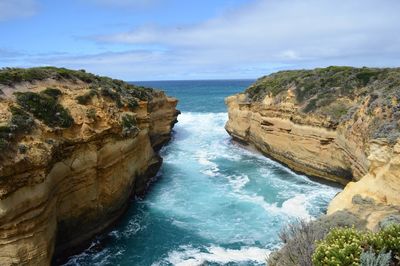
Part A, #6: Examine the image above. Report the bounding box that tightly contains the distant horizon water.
[62,80,341,266]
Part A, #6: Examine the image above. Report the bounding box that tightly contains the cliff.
[225,66,400,230]
[0,67,179,265]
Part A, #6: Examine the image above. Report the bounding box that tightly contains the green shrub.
[127,98,139,110]
[303,98,318,113]
[360,249,391,266]
[86,108,97,120]
[368,224,400,256]
[76,89,97,105]
[100,87,123,107]
[313,224,400,266]
[356,71,379,86]
[268,211,368,266]
[243,66,398,105]
[41,87,62,99]
[121,114,138,136]
[126,85,153,101]
[0,67,49,85]
[9,106,35,134]
[15,91,74,128]
[0,107,35,154]
[313,227,364,266]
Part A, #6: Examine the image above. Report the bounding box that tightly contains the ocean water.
[63,80,341,266]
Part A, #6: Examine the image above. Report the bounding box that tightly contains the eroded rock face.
[225,67,400,230]
[0,70,179,265]
[225,93,367,185]
[328,140,400,230]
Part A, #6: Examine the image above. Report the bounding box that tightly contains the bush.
[276,220,327,266]
[126,85,153,101]
[100,87,123,107]
[303,98,318,113]
[360,249,391,266]
[313,227,364,266]
[76,89,97,105]
[0,107,35,154]
[368,224,400,256]
[41,87,62,99]
[121,114,138,136]
[15,91,74,128]
[127,98,139,110]
[312,224,400,266]
[268,211,367,266]
[356,70,380,86]
[86,108,97,120]
[9,106,35,134]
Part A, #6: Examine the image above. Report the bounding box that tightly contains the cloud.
[85,0,400,79]
[4,0,400,80]
[0,0,38,21]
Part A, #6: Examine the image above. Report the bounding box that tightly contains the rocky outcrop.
[328,139,400,230]
[225,93,367,185]
[0,68,179,265]
[225,66,400,230]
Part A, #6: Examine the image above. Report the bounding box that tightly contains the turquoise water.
[63,80,341,266]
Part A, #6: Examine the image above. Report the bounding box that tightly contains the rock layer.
[0,69,179,265]
[225,93,367,185]
[225,67,400,230]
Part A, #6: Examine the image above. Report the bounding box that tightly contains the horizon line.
[129,78,257,83]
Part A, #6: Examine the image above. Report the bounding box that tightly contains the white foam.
[154,245,269,266]
[226,174,250,191]
[281,194,311,220]
[177,112,228,134]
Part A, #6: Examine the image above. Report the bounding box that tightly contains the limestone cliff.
[0,67,179,265]
[225,66,400,230]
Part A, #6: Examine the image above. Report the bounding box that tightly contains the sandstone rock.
[0,68,179,265]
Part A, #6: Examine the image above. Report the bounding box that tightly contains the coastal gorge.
[0,66,399,265]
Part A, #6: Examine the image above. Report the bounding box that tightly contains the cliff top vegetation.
[0,67,161,159]
[244,66,400,142]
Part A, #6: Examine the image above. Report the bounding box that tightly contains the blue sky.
[1,0,400,80]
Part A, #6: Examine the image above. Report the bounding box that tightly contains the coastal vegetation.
[121,113,138,136]
[0,67,158,157]
[0,67,154,102]
[76,89,97,105]
[244,66,400,142]
[0,106,34,152]
[15,90,74,128]
[313,224,400,265]
[269,219,400,266]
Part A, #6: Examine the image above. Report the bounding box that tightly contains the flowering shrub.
[312,224,400,266]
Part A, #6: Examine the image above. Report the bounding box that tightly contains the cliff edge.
[225,66,400,230]
[0,67,179,265]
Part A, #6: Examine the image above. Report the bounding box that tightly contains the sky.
[0,0,399,81]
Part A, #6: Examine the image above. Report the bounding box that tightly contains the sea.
[62,80,341,266]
